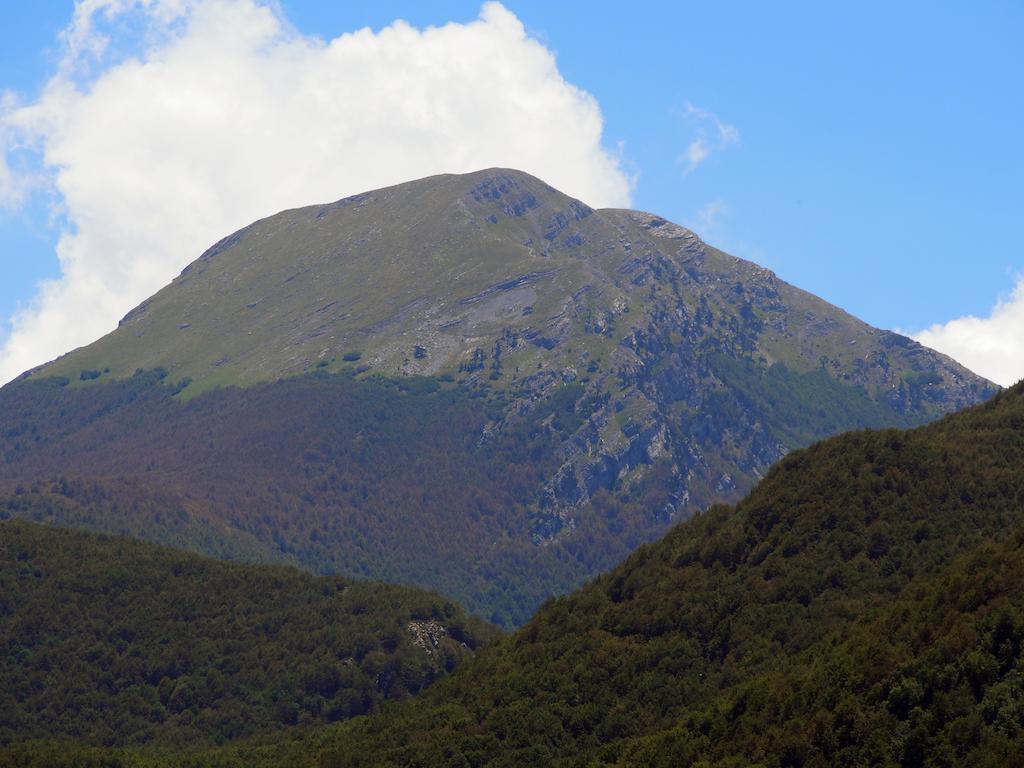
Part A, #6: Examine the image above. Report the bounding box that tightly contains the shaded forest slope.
[0,520,497,748]
[206,381,1024,767]
[3,378,1022,767]
[0,370,643,626]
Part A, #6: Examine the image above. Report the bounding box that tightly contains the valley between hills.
[1,169,1017,767]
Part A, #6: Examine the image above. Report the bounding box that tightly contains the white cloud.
[0,0,632,384]
[683,138,712,172]
[679,102,738,174]
[913,276,1024,388]
[688,199,729,238]
[0,92,32,210]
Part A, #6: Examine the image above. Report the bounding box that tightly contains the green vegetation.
[0,168,1006,765]
[27,170,991,523]
[1,376,1020,767]
[285,382,1021,767]
[0,340,996,631]
[39,380,1020,767]
[708,354,920,449]
[0,370,659,627]
[0,520,497,748]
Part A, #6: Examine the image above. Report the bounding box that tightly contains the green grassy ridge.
[0,520,499,749]
[36,170,990,417]
[39,170,596,391]
[77,381,1024,767]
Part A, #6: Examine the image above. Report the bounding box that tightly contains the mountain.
[0,519,497,748]
[2,169,995,625]
[101,380,1022,768]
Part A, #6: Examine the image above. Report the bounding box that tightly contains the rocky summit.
[8,168,995,624]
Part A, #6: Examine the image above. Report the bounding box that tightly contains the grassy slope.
[0,520,498,749]
[40,171,600,393]
[38,170,989,421]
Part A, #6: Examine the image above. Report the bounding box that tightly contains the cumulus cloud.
[680,102,739,174]
[913,277,1024,388]
[0,0,632,383]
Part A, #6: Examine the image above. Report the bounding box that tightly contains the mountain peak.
[457,166,592,217]
[309,167,588,229]
[31,168,994,525]
[36,167,992,400]
[4,168,997,626]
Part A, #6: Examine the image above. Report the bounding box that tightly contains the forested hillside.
[0,520,497,749]
[57,380,1022,768]
[0,369,660,627]
[307,383,1024,766]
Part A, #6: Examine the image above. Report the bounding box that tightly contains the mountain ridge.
[253,383,1024,766]
[38,169,986,402]
[36,171,983,391]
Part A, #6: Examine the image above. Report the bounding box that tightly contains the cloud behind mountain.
[0,0,631,384]
[913,275,1024,387]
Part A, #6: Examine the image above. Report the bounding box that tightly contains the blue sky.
[1,1,1022,384]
